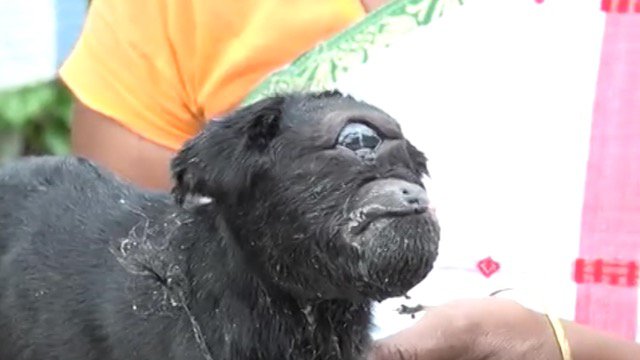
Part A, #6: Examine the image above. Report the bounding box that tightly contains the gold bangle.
[545,313,572,360]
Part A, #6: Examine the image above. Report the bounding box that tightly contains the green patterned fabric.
[242,0,465,106]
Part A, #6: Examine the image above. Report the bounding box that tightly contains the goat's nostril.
[400,185,428,208]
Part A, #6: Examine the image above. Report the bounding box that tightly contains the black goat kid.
[0,91,439,360]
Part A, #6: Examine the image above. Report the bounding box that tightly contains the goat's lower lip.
[348,205,428,235]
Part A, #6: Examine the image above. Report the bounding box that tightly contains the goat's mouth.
[341,206,440,300]
[347,204,428,235]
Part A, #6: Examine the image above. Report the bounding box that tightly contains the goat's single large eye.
[337,123,381,151]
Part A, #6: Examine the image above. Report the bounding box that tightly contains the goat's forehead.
[287,97,366,116]
[283,97,399,130]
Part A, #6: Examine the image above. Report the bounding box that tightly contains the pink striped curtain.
[576,1,640,340]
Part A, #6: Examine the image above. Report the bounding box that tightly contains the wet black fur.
[0,91,439,360]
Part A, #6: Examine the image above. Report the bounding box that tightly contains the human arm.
[370,297,640,360]
[360,0,391,12]
[560,315,640,360]
[69,99,175,191]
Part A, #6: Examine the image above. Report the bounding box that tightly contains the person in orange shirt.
[60,0,387,190]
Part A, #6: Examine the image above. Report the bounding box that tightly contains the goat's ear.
[170,96,286,206]
[170,136,211,206]
[244,96,284,151]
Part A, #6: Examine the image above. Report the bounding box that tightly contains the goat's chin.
[255,214,439,302]
[350,215,440,300]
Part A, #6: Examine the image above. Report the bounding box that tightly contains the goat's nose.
[399,183,429,209]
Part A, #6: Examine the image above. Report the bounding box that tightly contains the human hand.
[369,297,562,360]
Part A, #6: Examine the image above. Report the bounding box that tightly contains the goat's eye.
[337,123,381,152]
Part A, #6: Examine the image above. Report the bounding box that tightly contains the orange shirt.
[59,0,365,150]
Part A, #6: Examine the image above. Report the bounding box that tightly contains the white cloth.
[331,0,608,340]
